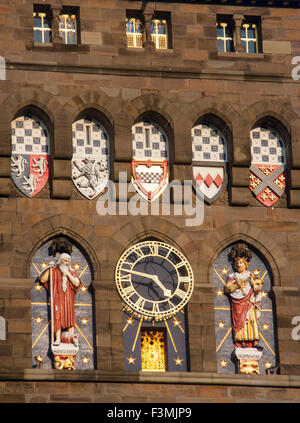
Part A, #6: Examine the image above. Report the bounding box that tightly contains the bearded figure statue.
[39,247,81,347]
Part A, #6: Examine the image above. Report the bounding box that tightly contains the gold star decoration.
[80,317,89,325]
[217,320,226,329]
[34,316,43,324]
[219,359,228,367]
[172,317,181,327]
[40,262,48,269]
[216,289,223,296]
[253,268,261,277]
[221,267,229,275]
[81,356,90,364]
[127,355,136,365]
[126,317,134,326]
[36,354,44,363]
[73,262,81,271]
[261,290,268,298]
[264,361,273,370]
[80,284,88,293]
[174,356,184,366]
[35,283,43,291]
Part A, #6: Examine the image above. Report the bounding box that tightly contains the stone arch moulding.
[244,99,299,136]
[239,99,300,164]
[202,221,292,288]
[125,93,175,129]
[107,215,198,272]
[62,89,116,131]
[0,87,60,156]
[188,96,239,135]
[1,87,59,127]
[10,215,101,281]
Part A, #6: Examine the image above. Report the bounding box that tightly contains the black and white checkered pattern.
[72,118,109,159]
[250,127,286,165]
[132,121,169,160]
[192,124,228,162]
[11,115,50,155]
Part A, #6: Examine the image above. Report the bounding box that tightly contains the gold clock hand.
[122,269,172,298]
[152,275,172,298]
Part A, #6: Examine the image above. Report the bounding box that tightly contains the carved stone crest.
[72,118,110,199]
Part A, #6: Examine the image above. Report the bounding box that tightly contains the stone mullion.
[233,15,245,53]
[51,5,63,45]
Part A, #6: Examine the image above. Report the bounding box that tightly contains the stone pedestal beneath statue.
[51,343,79,370]
[235,348,262,374]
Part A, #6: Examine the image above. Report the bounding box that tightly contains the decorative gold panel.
[141,329,166,372]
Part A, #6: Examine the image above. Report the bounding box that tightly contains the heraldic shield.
[11,115,51,198]
[72,118,110,200]
[250,127,286,207]
[131,121,169,202]
[191,123,228,204]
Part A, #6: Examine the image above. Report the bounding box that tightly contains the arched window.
[72,117,110,199]
[31,236,96,370]
[11,114,51,197]
[250,124,287,207]
[213,242,279,375]
[131,120,169,202]
[192,120,229,204]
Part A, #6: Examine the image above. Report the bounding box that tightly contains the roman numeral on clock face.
[174,288,187,300]
[178,276,190,283]
[135,297,146,310]
[152,302,160,314]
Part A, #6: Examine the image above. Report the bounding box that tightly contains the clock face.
[115,241,194,320]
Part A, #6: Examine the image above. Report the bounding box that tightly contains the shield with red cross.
[250,164,286,207]
[192,163,227,204]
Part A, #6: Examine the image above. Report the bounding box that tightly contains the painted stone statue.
[38,238,81,369]
[225,243,264,374]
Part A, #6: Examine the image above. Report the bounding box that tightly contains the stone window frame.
[126,9,172,51]
[216,15,234,53]
[29,4,84,51]
[216,14,262,55]
[58,7,80,46]
[33,4,53,44]
[126,12,144,49]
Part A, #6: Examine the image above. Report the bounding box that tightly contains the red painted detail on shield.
[213,173,223,188]
[204,173,213,188]
[29,154,50,197]
[132,159,168,202]
[195,172,223,189]
[256,188,279,207]
[195,173,204,186]
[250,164,286,207]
